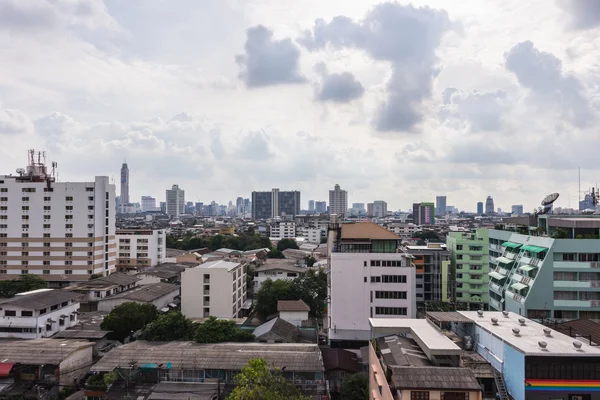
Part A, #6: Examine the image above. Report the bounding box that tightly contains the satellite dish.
[537,204,553,215]
[15,168,25,175]
[541,193,559,206]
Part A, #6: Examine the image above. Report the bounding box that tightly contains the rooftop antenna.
[579,167,581,206]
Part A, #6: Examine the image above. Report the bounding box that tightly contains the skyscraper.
[166,184,185,217]
[435,196,447,217]
[412,202,435,225]
[477,202,484,215]
[236,197,244,215]
[372,200,387,218]
[328,184,348,217]
[251,189,301,220]
[315,201,327,213]
[308,200,315,211]
[485,196,495,214]
[120,162,129,212]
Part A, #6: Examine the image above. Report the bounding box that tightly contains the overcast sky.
[1,0,599,212]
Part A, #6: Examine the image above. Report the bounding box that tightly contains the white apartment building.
[181,260,247,319]
[141,196,158,212]
[0,289,80,339]
[269,221,296,240]
[387,223,421,239]
[166,184,185,217]
[296,227,323,244]
[0,153,116,286]
[328,223,416,346]
[328,184,348,218]
[253,260,306,290]
[115,228,166,272]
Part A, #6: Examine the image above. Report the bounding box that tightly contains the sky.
[1,0,600,212]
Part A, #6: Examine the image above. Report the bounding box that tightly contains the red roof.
[0,363,14,377]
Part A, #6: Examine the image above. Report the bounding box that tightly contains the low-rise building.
[116,228,166,272]
[253,260,306,290]
[0,289,81,339]
[64,272,140,311]
[270,221,296,240]
[96,282,179,313]
[0,339,93,395]
[90,341,326,398]
[135,263,188,285]
[181,260,247,319]
[278,300,310,327]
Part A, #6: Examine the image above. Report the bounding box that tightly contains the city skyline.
[0,1,597,212]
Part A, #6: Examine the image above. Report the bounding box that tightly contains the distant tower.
[485,196,495,214]
[120,161,129,212]
[477,202,484,215]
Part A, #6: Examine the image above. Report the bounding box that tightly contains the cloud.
[505,41,595,127]
[557,0,600,30]
[0,109,35,135]
[300,3,452,132]
[314,63,364,103]
[439,88,508,131]
[236,25,305,88]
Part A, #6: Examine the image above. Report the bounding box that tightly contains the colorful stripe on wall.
[526,380,600,392]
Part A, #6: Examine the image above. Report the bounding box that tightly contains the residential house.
[278,300,310,327]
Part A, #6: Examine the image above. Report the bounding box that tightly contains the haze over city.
[1,0,599,211]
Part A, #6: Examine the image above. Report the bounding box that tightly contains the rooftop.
[458,311,600,356]
[253,317,300,343]
[426,312,474,324]
[390,366,482,391]
[321,348,360,373]
[0,289,80,310]
[91,341,324,372]
[377,335,430,368]
[193,260,241,272]
[0,339,93,364]
[255,262,307,274]
[67,273,140,291]
[278,300,310,312]
[138,263,188,279]
[100,282,179,303]
[340,223,400,240]
[52,330,110,340]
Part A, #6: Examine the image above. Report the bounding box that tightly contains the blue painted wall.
[503,343,525,400]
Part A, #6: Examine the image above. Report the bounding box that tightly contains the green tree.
[0,274,48,298]
[414,231,442,242]
[227,358,307,400]
[293,268,327,319]
[142,312,195,341]
[100,302,158,342]
[254,279,296,317]
[340,373,369,400]
[194,316,254,343]
[277,239,299,252]
[267,249,286,259]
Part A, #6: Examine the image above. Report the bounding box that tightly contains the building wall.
[399,390,481,400]
[329,253,416,342]
[182,264,246,319]
[59,345,94,386]
[116,229,166,271]
[0,301,79,339]
[503,343,525,400]
[165,185,184,217]
[254,269,300,291]
[0,176,116,283]
[270,222,296,240]
[369,342,394,400]
[279,310,309,327]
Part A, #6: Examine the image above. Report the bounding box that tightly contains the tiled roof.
[390,367,482,391]
[277,300,310,312]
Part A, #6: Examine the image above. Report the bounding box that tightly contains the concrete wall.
[473,324,504,371]
[280,310,308,327]
[59,345,94,386]
[502,343,525,400]
[0,302,79,339]
[368,342,393,400]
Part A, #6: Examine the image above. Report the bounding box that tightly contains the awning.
[489,271,506,280]
[522,245,547,254]
[0,363,14,377]
[502,242,522,249]
[495,256,514,265]
[141,363,158,369]
[168,303,177,308]
[519,265,536,272]
[511,282,528,291]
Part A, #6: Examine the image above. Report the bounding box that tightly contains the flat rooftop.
[101,282,179,303]
[91,341,324,372]
[458,311,600,356]
[193,260,241,271]
[340,223,400,240]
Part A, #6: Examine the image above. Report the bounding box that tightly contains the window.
[22,188,35,193]
[561,253,576,261]
[88,196,94,201]
[65,215,73,219]
[554,271,577,281]
[43,205,51,211]
[88,224,94,228]
[0,198,7,202]
[65,242,73,247]
[21,311,33,317]
[43,197,51,202]
[457,254,463,260]
[457,273,463,279]
[21,215,29,220]
[456,245,463,251]
[375,307,407,315]
[370,276,381,283]
[21,270,28,274]
[21,197,29,201]
[66,233,73,238]
[44,187,53,192]
[43,224,51,229]
[65,252,72,256]
[43,252,50,256]
[4,310,16,316]
[21,224,29,229]
[375,291,407,299]
[411,392,430,400]
[65,270,73,275]
[0,188,6,192]
[43,261,50,266]
[579,253,600,262]
[43,233,50,238]
[554,291,577,300]
[381,275,407,283]
[65,196,73,201]
[0,216,6,220]
[580,272,600,281]
[65,224,73,229]
[441,393,468,400]
[86,187,94,192]
[0,206,6,211]
[88,206,94,210]
[21,206,29,211]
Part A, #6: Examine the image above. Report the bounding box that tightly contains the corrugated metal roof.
[426,312,474,324]
[53,330,110,339]
[99,283,179,303]
[0,339,93,364]
[390,366,481,390]
[91,341,324,372]
[0,290,80,310]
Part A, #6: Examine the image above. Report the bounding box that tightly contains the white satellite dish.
[15,168,25,175]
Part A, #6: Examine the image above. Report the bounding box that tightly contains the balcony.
[489,298,502,310]
[553,280,600,289]
[554,299,600,309]
[489,282,503,295]
[505,290,525,304]
[554,261,600,270]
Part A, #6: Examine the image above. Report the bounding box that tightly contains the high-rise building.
[308,200,315,211]
[166,184,185,217]
[511,205,524,216]
[244,198,250,213]
[372,200,387,218]
[251,189,301,220]
[435,196,447,217]
[404,243,450,307]
[352,203,365,212]
[485,196,494,214]
[477,202,484,215]
[120,161,129,205]
[0,150,116,285]
[141,196,156,212]
[195,202,203,214]
[447,229,489,310]
[236,197,244,215]
[315,201,327,213]
[328,184,348,217]
[412,202,435,225]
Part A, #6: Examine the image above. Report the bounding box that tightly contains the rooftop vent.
[502,311,509,318]
[491,317,499,325]
[538,341,547,349]
[477,310,484,317]
[518,318,526,326]
[573,340,583,350]
[543,328,552,337]
[512,328,520,336]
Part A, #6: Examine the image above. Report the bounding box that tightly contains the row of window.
[554,291,600,300]
[554,271,600,281]
[0,269,79,275]
[560,253,600,262]
[374,291,407,299]
[0,195,96,202]
[374,307,407,315]
[370,275,407,283]
[367,260,404,267]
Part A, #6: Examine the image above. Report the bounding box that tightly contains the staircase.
[493,369,510,400]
